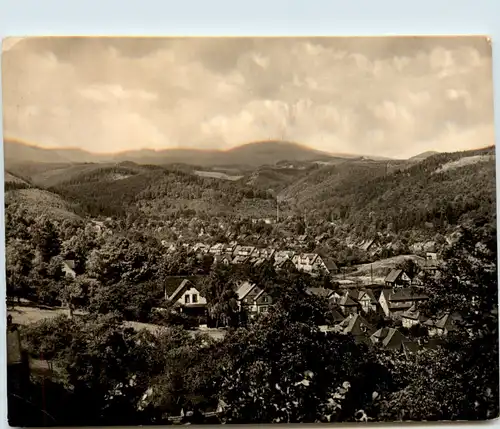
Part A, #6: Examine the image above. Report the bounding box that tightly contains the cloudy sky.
[2,36,495,158]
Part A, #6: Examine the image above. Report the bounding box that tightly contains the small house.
[401,304,429,328]
[357,290,378,313]
[62,260,77,279]
[292,253,334,276]
[209,243,225,255]
[329,290,344,305]
[232,255,251,265]
[379,288,429,319]
[236,281,272,317]
[258,248,276,261]
[233,245,257,258]
[336,314,374,341]
[384,269,411,288]
[167,279,207,320]
[424,312,463,337]
[213,254,232,266]
[370,328,409,350]
[223,243,237,254]
[339,291,359,315]
[322,257,339,274]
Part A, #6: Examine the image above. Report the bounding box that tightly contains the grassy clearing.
[194,170,243,181]
[8,305,226,340]
[333,254,426,284]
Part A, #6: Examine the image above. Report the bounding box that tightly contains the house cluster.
[162,267,459,345]
[315,268,462,347]
[172,242,339,276]
[163,277,274,322]
[319,313,420,353]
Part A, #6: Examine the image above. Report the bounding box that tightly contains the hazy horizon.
[3,136,494,160]
[2,36,495,159]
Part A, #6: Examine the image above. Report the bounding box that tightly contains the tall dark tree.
[33,218,61,263]
[5,239,34,303]
[199,266,240,327]
[419,225,499,420]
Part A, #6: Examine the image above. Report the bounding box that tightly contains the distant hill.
[6,161,164,188]
[5,188,82,221]
[219,140,332,165]
[5,171,30,186]
[278,158,406,204]
[409,151,440,161]
[4,140,104,164]
[279,146,496,235]
[4,139,389,168]
[5,139,495,240]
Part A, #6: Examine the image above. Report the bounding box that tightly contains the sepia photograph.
[2,35,499,425]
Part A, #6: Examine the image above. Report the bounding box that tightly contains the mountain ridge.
[4,139,391,166]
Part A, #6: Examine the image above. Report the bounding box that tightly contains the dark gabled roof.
[346,289,360,301]
[364,283,384,289]
[330,308,345,323]
[165,277,193,297]
[424,312,462,330]
[254,288,271,301]
[402,340,420,354]
[322,257,338,271]
[339,314,374,336]
[401,304,428,322]
[358,289,377,302]
[339,294,358,307]
[385,269,404,283]
[169,279,195,302]
[371,327,407,349]
[306,287,334,299]
[275,258,295,269]
[383,329,406,349]
[379,289,391,302]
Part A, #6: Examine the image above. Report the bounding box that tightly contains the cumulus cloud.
[2,36,494,158]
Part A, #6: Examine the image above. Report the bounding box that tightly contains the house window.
[262,296,268,303]
[260,306,268,313]
[192,294,198,303]
[185,294,190,304]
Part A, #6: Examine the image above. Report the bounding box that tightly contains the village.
[55,215,456,353]
[152,235,460,353]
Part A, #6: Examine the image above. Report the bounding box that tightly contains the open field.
[8,305,226,340]
[333,254,426,284]
[194,170,244,181]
